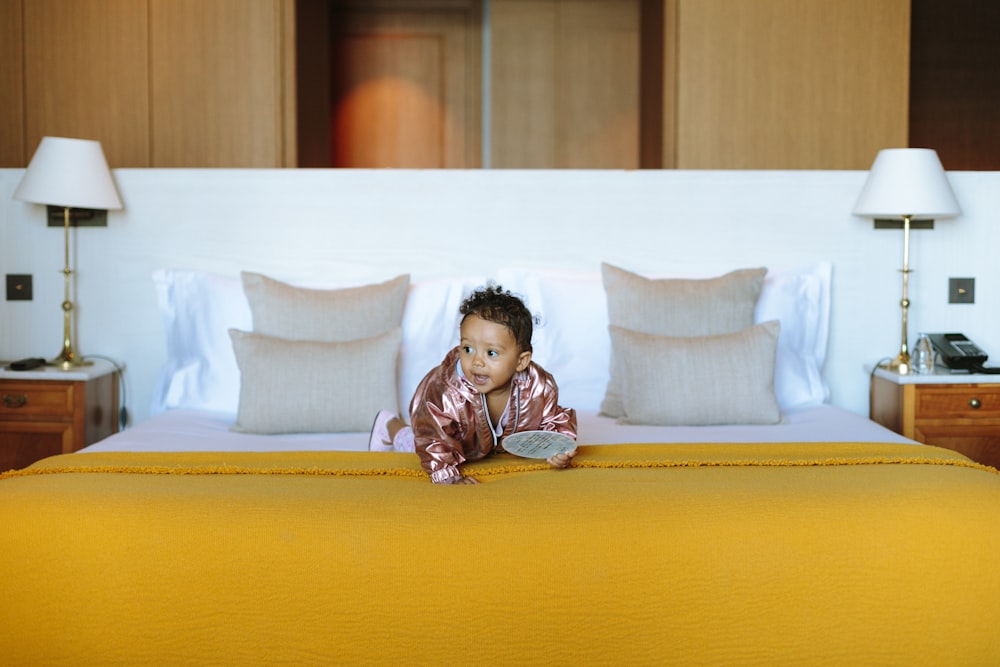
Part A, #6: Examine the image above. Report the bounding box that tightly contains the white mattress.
[80,404,916,454]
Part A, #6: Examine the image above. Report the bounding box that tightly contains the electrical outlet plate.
[6,274,32,301]
[949,277,975,304]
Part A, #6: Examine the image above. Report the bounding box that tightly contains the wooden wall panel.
[490,0,557,167]
[0,0,24,167]
[556,0,639,168]
[22,0,149,168]
[329,2,482,168]
[280,0,298,168]
[674,0,910,169]
[656,0,678,169]
[150,0,290,167]
[491,0,640,169]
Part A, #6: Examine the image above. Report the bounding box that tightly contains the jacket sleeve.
[409,371,468,484]
[538,377,577,440]
[542,392,576,440]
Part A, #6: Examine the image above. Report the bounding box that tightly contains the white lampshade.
[13,136,123,210]
[852,148,960,220]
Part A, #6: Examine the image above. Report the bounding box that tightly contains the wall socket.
[949,277,975,304]
[6,274,33,301]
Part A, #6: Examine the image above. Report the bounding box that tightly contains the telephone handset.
[927,333,989,370]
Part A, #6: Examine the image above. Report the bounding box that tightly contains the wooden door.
[329,1,482,168]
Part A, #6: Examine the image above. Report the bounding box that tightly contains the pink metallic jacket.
[409,347,577,484]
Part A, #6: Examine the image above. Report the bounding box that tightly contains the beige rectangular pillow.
[229,327,402,434]
[600,263,767,416]
[609,321,781,426]
[241,272,409,342]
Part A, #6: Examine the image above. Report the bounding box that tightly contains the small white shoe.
[368,410,396,452]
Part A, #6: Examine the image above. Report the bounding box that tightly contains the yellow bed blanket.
[2,442,999,666]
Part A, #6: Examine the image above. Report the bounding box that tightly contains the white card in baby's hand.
[502,431,577,459]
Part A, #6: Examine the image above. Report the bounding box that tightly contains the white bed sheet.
[80,404,916,454]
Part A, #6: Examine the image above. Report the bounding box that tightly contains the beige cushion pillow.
[241,272,409,342]
[610,321,781,426]
[229,327,402,434]
[600,263,767,416]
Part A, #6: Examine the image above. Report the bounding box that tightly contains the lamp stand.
[50,206,91,369]
[884,214,913,374]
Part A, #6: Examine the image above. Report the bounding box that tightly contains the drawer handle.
[2,394,27,409]
[969,398,982,409]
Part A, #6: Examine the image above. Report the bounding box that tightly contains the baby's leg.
[391,423,415,452]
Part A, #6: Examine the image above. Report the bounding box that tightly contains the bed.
[3,262,999,665]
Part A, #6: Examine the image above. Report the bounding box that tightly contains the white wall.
[1,168,998,426]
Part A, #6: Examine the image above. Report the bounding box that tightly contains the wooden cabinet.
[306,0,910,169]
[0,361,119,472]
[1,0,910,169]
[870,369,1000,470]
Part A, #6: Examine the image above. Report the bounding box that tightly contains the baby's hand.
[452,475,479,485]
[547,449,576,469]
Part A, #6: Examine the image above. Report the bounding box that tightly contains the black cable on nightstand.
[82,355,128,430]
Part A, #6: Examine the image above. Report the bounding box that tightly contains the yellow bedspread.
[2,443,999,666]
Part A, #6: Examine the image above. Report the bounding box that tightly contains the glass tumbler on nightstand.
[913,333,935,374]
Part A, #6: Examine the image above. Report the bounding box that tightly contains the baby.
[371,284,577,484]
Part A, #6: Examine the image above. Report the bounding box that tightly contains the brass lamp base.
[47,206,92,372]
[879,355,911,375]
[48,354,93,370]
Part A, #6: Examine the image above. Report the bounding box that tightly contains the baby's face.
[458,314,531,396]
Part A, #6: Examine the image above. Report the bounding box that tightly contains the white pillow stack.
[150,262,832,428]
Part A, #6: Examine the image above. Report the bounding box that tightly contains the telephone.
[927,333,988,370]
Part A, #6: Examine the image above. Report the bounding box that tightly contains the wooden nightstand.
[870,366,1000,469]
[0,359,120,471]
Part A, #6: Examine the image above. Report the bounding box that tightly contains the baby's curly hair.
[460,284,534,352]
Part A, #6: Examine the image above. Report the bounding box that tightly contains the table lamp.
[12,136,123,368]
[852,148,961,373]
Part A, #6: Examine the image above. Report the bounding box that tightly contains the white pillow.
[398,276,486,414]
[151,270,249,415]
[755,262,831,408]
[495,268,609,412]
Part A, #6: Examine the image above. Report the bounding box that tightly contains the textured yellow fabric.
[2,443,999,666]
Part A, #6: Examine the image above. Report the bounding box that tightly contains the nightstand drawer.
[914,384,1000,419]
[0,382,75,419]
[912,424,1000,470]
[870,371,1000,470]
